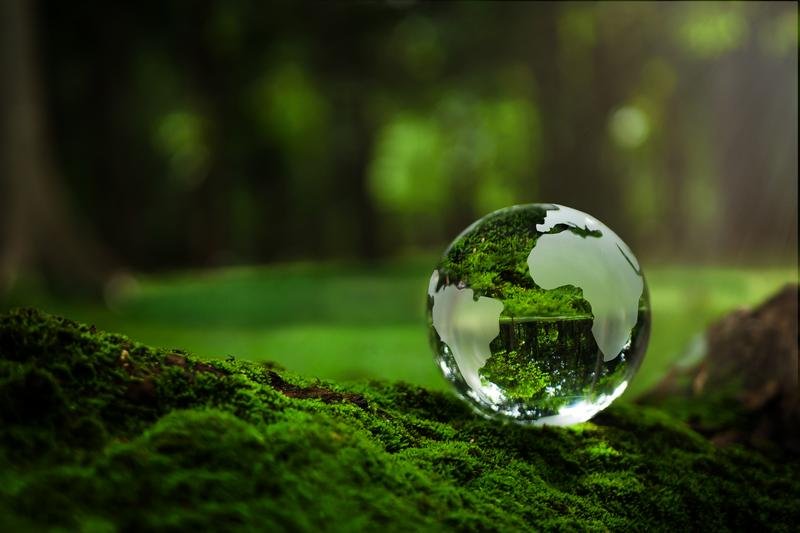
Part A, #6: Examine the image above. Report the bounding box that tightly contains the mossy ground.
[1,308,798,531]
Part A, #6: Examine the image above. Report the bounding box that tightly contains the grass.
[1,257,796,398]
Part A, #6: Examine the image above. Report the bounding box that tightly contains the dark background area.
[2,1,797,288]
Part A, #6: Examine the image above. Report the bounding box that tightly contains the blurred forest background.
[0,1,797,394]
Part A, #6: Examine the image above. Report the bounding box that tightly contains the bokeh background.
[1,1,797,396]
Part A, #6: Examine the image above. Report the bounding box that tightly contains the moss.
[479,349,550,399]
[478,317,619,414]
[499,284,592,318]
[0,308,798,531]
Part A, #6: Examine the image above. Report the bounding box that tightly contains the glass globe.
[427,204,650,425]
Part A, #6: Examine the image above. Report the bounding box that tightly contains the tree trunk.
[0,0,113,295]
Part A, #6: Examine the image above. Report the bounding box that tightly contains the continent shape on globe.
[427,271,505,404]
[528,205,644,362]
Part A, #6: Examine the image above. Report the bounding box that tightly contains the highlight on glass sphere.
[427,204,650,426]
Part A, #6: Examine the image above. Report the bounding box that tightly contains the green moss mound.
[1,308,798,531]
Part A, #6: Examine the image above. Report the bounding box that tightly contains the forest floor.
[0,297,798,531]
[0,262,797,531]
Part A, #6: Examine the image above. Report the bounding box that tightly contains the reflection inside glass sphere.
[427,204,650,425]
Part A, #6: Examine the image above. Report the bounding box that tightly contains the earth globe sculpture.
[427,204,650,425]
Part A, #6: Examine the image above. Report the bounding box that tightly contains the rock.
[642,284,799,451]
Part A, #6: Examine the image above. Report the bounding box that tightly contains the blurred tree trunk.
[713,11,799,260]
[527,7,626,235]
[0,0,112,295]
[345,96,380,260]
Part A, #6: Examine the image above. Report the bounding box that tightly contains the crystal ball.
[427,204,650,425]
